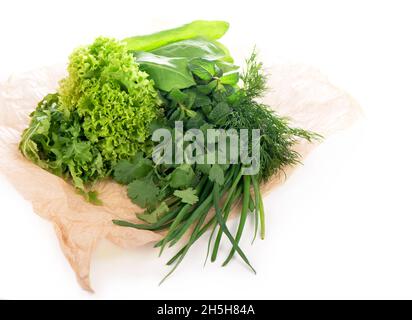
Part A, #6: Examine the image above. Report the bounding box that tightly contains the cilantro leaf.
[174,188,199,205]
[169,164,195,189]
[138,201,169,224]
[114,153,153,185]
[127,178,159,208]
[209,164,225,185]
[196,163,211,175]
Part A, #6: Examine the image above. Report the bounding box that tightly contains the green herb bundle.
[112,22,319,282]
[19,20,319,282]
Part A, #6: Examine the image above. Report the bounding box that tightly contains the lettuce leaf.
[20,38,162,197]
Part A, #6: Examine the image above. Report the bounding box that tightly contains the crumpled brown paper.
[0,63,362,292]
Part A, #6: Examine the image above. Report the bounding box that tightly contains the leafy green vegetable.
[139,202,169,224]
[189,58,217,81]
[113,152,153,185]
[133,51,196,91]
[173,188,199,205]
[59,37,161,154]
[151,38,233,66]
[196,163,211,175]
[123,20,229,52]
[127,178,159,208]
[220,71,240,85]
[151,38,231,62]
[207,101,231,124]
[19,19,319,283]
[208,164,225,185]
[20,37,161,196]
[20,94,57,170]
[114,42,319,283]
[20,94,105,193]
[215,60,239,73]
[169,164,195,189]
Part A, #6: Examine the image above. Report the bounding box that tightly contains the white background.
[1,0,411,299]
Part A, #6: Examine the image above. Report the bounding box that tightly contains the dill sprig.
[226,51,321,181]
[240,48,267,99]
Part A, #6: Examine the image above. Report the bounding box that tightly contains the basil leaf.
[168,89,188,104]
[220,71,240,85]
[215,60,239,73]
[208,101,231,124]
[189,58,216,81]
[196,79,218,95]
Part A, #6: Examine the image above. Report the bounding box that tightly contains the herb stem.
[211,167,243,262]
[251,175,260,243]
[212,183,256,274]
[222,175,250,266]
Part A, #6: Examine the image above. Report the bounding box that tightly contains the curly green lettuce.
[59,37,162,164]
[20,37,162,200]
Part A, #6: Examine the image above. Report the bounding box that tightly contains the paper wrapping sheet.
[0,64,362,291]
